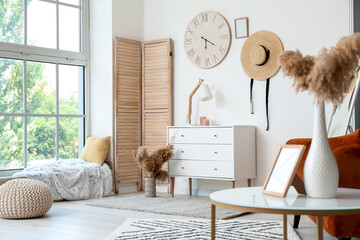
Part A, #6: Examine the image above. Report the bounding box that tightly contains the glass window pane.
[0,0,24,44]
[27,117,56,165]
[0,58,23,113]
[59,117,84,159]
[26,61,56,114]
[59,65,84,115]
[59,6,80,52]
[59,0,80,6]
[0,116,24,170]
[27,0,56,48]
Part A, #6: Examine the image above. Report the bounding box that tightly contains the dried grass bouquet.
[279,33,360,105]
[129,144,174,182]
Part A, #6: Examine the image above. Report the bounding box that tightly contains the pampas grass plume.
[280,33,360,105]
[128,144,174,181]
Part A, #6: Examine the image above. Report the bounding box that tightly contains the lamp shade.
[200,84,213,101]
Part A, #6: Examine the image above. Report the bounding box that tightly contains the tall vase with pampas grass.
[129,145,174,197]
[280,33,360,198]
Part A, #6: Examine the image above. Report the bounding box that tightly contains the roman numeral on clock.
[186,28,193,35]
[221,34,228,39]
[187,48,195,59]
[212,15,217,23]
[202,13,208,22]
[218,22,225,29]
[205,58,210,67]
[195,56,201,65]
[218,46,226,55]
[185,38,192,45]
[213,54,219,63]
[193,18,199,28]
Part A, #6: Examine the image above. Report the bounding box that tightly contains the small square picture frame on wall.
[234,17,249,39]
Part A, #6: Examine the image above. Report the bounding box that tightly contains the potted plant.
[129,145,174,197]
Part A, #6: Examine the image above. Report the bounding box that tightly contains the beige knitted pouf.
[0,179,53,219]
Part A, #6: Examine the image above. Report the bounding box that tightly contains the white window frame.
[0,0,89,177]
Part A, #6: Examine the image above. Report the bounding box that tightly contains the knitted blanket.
[13,159,112,201]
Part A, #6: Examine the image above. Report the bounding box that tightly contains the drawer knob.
[181,150,184,153]
[214,152,218,154]
[181,167,184,169]
[214,168,218,171]
[181,134,184,137]
[214,134,217,137]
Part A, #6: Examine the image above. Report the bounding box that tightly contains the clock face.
[184,11,231,69]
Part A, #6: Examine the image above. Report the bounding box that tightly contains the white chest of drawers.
[167,125,256,197]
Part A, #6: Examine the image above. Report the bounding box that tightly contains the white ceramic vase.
[304,101,339,198]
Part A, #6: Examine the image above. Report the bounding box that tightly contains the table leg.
[283,214,287,240]
[170,177,175,197]
[231,181,235,188]
[247,179,251,187]
[211,204,216,240]
[189,178,192,196]
[316,216,323,240]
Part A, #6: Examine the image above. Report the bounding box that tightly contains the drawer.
[168,127,233,144]
[172,144,233,161]
[169,160,233,179]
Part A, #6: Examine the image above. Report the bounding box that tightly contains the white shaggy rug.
[86,192,247,220]
[105,218,300,240]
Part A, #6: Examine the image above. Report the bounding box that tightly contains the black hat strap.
[250,78,271,131]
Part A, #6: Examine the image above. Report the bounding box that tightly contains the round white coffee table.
[210,186,360,240]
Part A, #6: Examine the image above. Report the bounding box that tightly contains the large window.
[0,0,87,172]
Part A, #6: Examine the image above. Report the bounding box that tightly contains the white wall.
[89,0,143,173]
[89,0,113,142]
[143,0,351,195]
[112,0,143,41]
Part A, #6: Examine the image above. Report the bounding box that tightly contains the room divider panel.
[141,39,173,191]
[114,38,142,193]
[114,37,173,193]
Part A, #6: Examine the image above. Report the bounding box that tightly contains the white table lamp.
[187,78,213,124]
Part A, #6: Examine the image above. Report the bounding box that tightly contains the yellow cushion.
[80,136,111,165]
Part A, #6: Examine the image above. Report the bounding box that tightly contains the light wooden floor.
[0,194,357,240]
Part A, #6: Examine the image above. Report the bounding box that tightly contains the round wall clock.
[184,11,231,69]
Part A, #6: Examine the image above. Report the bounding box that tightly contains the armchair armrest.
[334,145,360,189]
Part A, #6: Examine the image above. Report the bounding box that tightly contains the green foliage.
[0,0,24,44]
[0,1,81,170]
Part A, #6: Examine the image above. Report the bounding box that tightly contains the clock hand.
[201,36,215,47]
[207,39,215,46]
[201,36,208,50]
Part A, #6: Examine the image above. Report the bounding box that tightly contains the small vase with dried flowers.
[279,33,360,198]
[129,145,174,197]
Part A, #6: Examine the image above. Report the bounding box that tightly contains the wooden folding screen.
[114,38,142,193]
[141,39,173,190]
[114,38,173,193]
[142,39,173,151]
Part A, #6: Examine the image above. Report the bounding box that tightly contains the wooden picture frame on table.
[262,145,306,197]
[234,17,249,39]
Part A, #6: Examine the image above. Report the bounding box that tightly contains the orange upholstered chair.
[287,129,360,240]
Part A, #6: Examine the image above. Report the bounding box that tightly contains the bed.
[13,159,113,201]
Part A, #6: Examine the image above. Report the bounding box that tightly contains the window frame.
[0,0,89,176]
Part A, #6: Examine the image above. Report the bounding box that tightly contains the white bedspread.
[13,159,112,201]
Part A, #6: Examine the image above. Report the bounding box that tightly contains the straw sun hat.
[241,30,284,80]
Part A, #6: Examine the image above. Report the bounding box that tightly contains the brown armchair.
[287,129,360,240]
